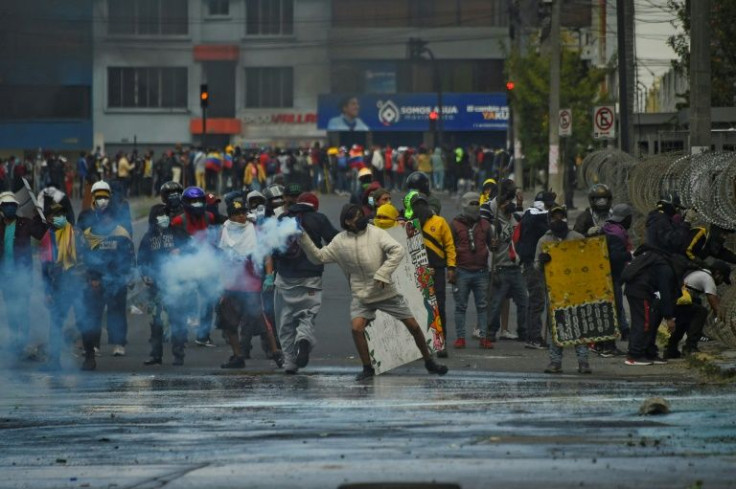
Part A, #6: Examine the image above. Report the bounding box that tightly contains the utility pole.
[408,38,443,150]
[690,0,711,153]
[616,0,635,154]
[547,0,563,199]
[510,0,523,188]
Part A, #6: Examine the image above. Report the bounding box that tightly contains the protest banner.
[542,236,619,346]
[365,220,444,374]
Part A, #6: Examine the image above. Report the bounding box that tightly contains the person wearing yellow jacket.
[408,192,456,357]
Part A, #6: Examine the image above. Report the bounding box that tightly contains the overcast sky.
[634,0,680,89]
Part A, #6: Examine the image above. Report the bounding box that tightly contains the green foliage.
[507,43,610,175]
[667,0,736,107]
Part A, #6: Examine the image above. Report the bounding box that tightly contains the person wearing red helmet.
[273,192,338,374]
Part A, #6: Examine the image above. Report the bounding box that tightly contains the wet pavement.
[2,368,735,489]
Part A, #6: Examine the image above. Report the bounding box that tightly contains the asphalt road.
[2,191,735,488]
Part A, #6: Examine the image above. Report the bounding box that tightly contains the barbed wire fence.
[580,149,736,347]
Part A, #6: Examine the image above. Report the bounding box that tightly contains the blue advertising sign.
[318,93,508,132]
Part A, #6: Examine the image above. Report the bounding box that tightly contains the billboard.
[318,93,508,132]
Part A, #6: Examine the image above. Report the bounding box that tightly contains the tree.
[667,0,736,107]
[507,41,610,186]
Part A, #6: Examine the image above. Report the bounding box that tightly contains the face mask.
[549,220,568,237]
[354,217,369,231]
[503,202,517,214]
[621,215,633,230]
[52,215,67,229]
[463,204,480,221]
[1,204,18,220]
[592,198,610,212]
[94,198,110,211]
[156,215,170,229]
[188,201,205,217]
[166,193,181,208]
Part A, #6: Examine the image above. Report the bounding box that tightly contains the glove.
[447,268,457,285]
[538,252,552,264]
[263,273,275,292]
[587,226,601,236]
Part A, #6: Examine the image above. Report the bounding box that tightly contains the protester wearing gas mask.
[79,181,136,369]
[137,204,192,367]
[574,184,613,236]
[535,206,589,374]
[0,191,46,360]
[450,192,493,350]
[299,203,448,381]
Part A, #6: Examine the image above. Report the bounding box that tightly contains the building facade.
[91,0,513,153]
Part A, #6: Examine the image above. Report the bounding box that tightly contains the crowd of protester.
[1,141,733,379]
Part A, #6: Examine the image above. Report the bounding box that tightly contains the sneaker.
[544,363,562,374]
[647,356,668,365]
[296,339,310,368]
[436,349,448,358]
[272,351,285,368]
[699,335,711,343]
[479,338,494,349]
[355,366,375,381]
[143,357,162,366]
[112,345,126,357]
[471,328,483,340]
[524,340,547,350]
[578,362,592,374]
[598,349,616,358]
[172,356,184,366]
[425,359,448,376]
[81,356,96,371]
[195,337,216,348]
[624,357,653,366]
[499,330,518,340]
[453,338,466,349]
[220,355,245,369]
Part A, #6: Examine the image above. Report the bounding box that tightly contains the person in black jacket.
[645,191,690,254]
[622,246,678,366]
[274,192,338,374]
[573,183,612,236]
[137,204,192,366]
[595,203,634,356]
[515,191,556,349]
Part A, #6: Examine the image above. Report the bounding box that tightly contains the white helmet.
[0,192,19,205]
[91,180,111,195]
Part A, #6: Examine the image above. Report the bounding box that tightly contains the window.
[207,0,229,16]
[108,0,188,36]
[332,0,505,28]
[245,68,293,108]
[246,0,293,35]
[108,67,188,109]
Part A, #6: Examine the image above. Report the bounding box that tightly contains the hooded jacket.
[275,203,338,279]
[299,204,404,304]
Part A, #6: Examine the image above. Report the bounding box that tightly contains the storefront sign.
[243,113,317,125]
[318,93,508,132]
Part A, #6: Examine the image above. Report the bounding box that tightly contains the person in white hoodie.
[299,203,448,381]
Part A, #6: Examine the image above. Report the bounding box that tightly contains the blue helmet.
[182,186,205,202]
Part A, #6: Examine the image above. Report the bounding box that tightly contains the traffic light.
[429,110,438,132]
[506,81,515,91]
[200,84,209,108]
